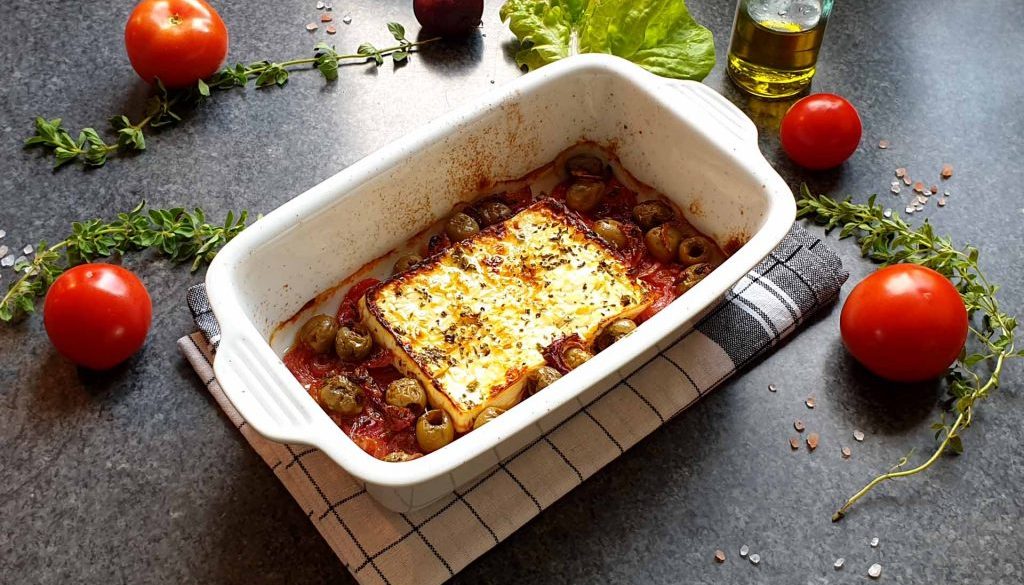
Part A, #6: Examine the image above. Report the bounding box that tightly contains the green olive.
[565,179,604,213]
[595,318,637,351]
[416,409,455,453]
[644,224,685,263]
[529,366,562,393]
[319,375,365,416]
[298,314,339,354]
[385,378,428,411]
[566,155,607,179]
[393,254,422,274]
[476,201,513,227]
[593,218,627,249]
[335,326,373,362]
[473,407,506,430]
[678,236,717,266]
[563,346,592,370]
[632,200,676,231]
[383,451,416,462]
[674,263,715,295]
[446,212,480,242]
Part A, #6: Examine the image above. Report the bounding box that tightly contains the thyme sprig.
[0,202,248,321]
[795,186,1022,521]
[25,23,436,169]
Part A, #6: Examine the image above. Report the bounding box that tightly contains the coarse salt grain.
[305,22,318,31]
[740,544,749,557]
[807,432,820,450]
[805,397,815,409]
[794,420,805,432]
[834,558,845,570]
[841,446,852,459]
[854,430,865,441]
[868,563,882,578]
[878,140,890,149]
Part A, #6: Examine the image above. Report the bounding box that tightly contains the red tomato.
[840,264,967,382]
[780,93,862,170]
[44,264,153,370]
[125,0,229,88]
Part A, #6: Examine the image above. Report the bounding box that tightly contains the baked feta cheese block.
[359,200,652,432]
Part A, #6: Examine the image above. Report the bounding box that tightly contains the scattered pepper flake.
[326,25,337,34]
[930,184,938,194]
[913,181,925,193]
[841,446,852,459]
[903,175,912,186]
[305,22,319,31]
[805,396,815,409]
[938,198,947,207]
[807,432,820,450]
[895,167,907,178]
[714,550,726,563]
[941,164,953,179]
[794,420,806,432]
[789,437,800,450]
[768,383,777,392]
[853,429,865,442]
[320,13,333,22]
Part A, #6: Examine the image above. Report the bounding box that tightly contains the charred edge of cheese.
[359,199,652,432]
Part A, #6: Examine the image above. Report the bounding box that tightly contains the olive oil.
[727,1,831,98]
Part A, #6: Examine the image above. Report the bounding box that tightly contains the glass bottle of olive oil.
[727,0,833,99]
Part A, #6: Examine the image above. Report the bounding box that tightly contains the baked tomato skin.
[780,93,862,170]
[840,264,967,382]
[43,264,153,370]
[125,0,229,88]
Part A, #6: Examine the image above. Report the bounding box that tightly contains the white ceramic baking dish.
[205,54,794,512]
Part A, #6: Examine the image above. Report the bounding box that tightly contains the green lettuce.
[499,0,716,81]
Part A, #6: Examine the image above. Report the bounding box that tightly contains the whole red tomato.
[44,264,153,370]
[840,264,967,382]
[780,93,862,170]
[125,0,229,88]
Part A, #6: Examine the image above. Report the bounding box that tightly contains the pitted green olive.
[473,407,506,430]
[416,409,455,453]
[563,346,592,370]
[632,200,676,231]
[383,451,416,462]
[319,375,365,417]
[335,326,373,362]
[476,201,513,227]
[393,254,423,274]
[530,366,562,393]
[446,212,480,242]
[644,224,685,263]
[565,155,607,179]
[678,236,716,266]
[565,180,604,213]
[593,218,627,249]
[298,314,339,354]
[386,378,428,411]
[595,318,637,351]
[674,263,715,295]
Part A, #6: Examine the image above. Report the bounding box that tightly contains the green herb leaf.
[387,22,406,42]
[197,78,211,97]
[500,0,715,80]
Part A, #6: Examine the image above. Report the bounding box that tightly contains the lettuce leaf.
[500,0,715,81]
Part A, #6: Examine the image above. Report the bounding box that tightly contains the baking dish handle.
[213,333,322,445]
[662,80,759,148]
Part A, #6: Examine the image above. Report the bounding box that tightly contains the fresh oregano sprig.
[25,23,437,169]
[795,186,1022,521]
[0,202,248,321]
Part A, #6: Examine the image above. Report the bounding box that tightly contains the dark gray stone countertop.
[2,1,1022,583]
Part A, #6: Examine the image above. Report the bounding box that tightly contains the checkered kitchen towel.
[177,223,847,585]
